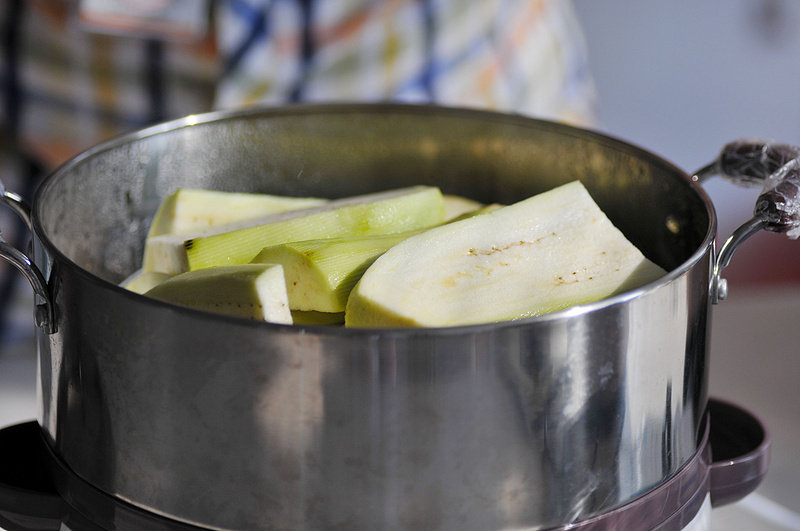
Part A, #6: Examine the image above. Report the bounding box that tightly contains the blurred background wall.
[573,0,800,286]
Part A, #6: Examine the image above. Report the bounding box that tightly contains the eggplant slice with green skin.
[251,233,416,313]
[345,181,666,328]
[121,270,173,294]
[143,186,444,275]
[179,185,445,273]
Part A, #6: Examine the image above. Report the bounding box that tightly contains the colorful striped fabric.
[1,0,594,169]
[215,0,595,124]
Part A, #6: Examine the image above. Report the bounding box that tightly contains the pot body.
[31,105,715,530]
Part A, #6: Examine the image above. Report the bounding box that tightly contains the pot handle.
[708,398,771,507]
[692,139,800,303]
[0,182,56,334]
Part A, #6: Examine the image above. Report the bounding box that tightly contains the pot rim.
[31,102,718,336]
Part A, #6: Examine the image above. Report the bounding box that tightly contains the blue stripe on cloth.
[395,17,489,102]
[221,0,272,78]
[418,0,435,101]
[288,0,315,102]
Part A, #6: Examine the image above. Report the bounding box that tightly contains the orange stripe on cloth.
[316,0,408,46]
[504,0,546,67]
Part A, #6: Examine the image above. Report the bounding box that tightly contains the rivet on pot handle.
[0,181,56,334]
[693,139,800,303]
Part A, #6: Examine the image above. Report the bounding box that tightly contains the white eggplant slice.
[345,181,666,328]
[120,269,173,294]
[184,186,445,272]
[251,232,414,313]
[443,194,484,220]
[144,263,292,324]
[147,188,327,237]
[446,202,503,223]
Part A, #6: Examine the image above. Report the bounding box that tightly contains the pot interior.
[36,104,712,284]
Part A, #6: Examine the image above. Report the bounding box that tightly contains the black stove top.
[0,421,205,531]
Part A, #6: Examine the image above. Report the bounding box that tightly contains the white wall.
[573,0,800,237]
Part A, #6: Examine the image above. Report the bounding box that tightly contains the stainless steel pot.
[0,105,792,530]
[0,397,769,530]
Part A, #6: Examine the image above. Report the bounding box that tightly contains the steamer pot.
[0,104,791,530]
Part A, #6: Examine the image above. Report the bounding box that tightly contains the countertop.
[1,283,799,529]
[707,285,800,530]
